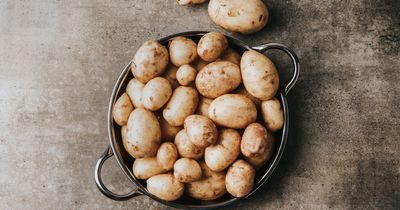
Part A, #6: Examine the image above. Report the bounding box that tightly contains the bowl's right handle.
[252,43,300,95]
[95,146,143,201]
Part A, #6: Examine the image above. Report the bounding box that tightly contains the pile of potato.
[112,32,283,201]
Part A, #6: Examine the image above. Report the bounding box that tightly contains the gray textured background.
[0,0,399,209]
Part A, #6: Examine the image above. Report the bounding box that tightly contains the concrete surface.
[0,0,399,209]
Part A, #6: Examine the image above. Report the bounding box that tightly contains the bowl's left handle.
[95,146,143,201]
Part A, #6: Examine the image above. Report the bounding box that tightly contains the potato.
[112,93,134,126]
[173,158,202,183]
[169,37,198,67]
[197,32,228,62]
[244,136,274,169]
[219,48,241,65]
[121,125,130,154]
[241,50,279,100]
[196,97,213,118]
[241,123,272,158]
[162,64,180,89]
[193,58,210,71]
[176,64,197,86]
[186,161,226,200]
[163,86,199,126]
[132,157,167,180]
[234,86,261,108]
[142,77,172,111]
[261,98,284,132]
[160,117,182,142]
[147,174,184,201]
[208,94,257,129]
[195,61,241,98]
[156,142,178,171]
[225,160,255,197]
[205,129,241,172]
[126,108,161,158]
[126,78,145,108]
[184,115,218,148]
[178,0,208,5]
[174,129,204,160]
[208,0,268,34]
[131,40,169,83]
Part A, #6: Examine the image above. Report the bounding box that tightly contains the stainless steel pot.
[94,31,300,209]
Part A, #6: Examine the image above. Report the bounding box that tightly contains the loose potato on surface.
[126,108,161,158]
[241,123,272,158]
[197,32,228,62]
[142,77,172,111]
[163,86,199,126]
[261,98,284,132]
[160,117,182,142]
[132,157,167,180]
[162,64,180,89]
[219,48,241,65]
[186,162,226,200]
[208,0,269,34]
[173,158,202,183]
[195,61,241,99]
[244,136,274,169]
[234,86,261,108]
[196,97,213,118]
[157,142,178,171]
[131,40,169,83]
[147,174,184,201]
[174,129,204,160]
[184,115,218,148]
[126,78,144,108]
[225,160,255,197]
[112,93,134,126]
[241,50,279,100]
[176,64,197,86]
[169,36,198,67]
[205,129,241,172]
[178,0,208,5]
[208,94,257,129]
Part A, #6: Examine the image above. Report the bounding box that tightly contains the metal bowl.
[94,31,299,209]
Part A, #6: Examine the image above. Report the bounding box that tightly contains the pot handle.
[95,146,143,201]
[252,43,300,95]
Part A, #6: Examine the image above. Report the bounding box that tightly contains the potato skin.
[186,162,226,200]
[126,78,144,108]
[261,98,284,132]
[126,108,161,158]
[112,93,134,126]
[169,37,198,67]
[205,129,241,172]
[195,61,241,99]
[132,157,167,180]
[163,86,199,126]
[208,0,268,34]
[173,158,202,183]
[160,117,182,142]
[244,136,274,169]
[184,115,218,148]
[147,174,184,201]
[192,58,210,71]
[176,64,197,86]
[196,97,213,118]
[208,94,257,129]
[197,32,228,62]
[241,50,279,100]
[226,160,255,197]
[234,86,261,108]
[142,77,172,111]
[241,123,271,158]
[219,48,241,65]
[162,64,180,89]
[174,129,204,160]
[131,40,169,83]
[157,142,178,171]
[178,0,208,5]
